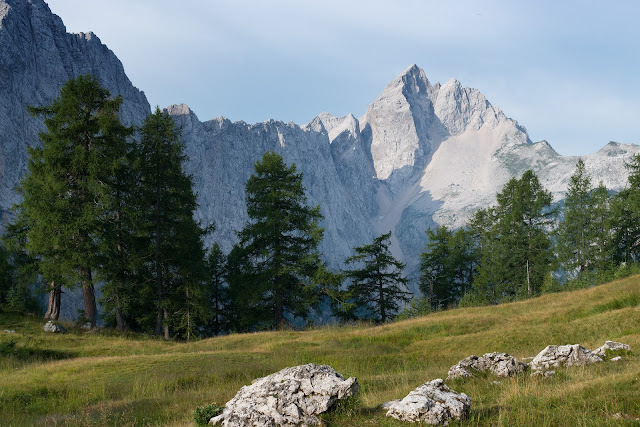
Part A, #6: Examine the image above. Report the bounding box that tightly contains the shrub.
[193,403,223,426]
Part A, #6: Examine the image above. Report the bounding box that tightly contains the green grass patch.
[1,275,640,425]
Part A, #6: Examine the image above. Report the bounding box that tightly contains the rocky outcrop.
[592,341,632,358]
[43,321,67,333]
[446,352,528,381]
[530,344,602,375]
[384,379,471,424]
[209,363,358,426]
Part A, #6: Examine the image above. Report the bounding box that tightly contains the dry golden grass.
[1,274,639,425]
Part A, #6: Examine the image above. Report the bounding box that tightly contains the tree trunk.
[154,188,164,337]
[526,259,531,296]
[81,267,97,327]
[379,281,386,323]
[163,307,170,340]
[44,281,61,321]
[115,294,126,331]
[187,290,191,343]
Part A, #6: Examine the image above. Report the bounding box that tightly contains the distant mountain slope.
[176,64,640,285]
[0,0,150,222]
[0,0,638,298]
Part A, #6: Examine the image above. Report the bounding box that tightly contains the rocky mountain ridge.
[1,0,639,303]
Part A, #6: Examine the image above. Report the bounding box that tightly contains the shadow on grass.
[0,338,76,364]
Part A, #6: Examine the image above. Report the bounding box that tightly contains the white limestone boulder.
[446,352,528,381]
[209,363,358,426]
[592,341,631,358]
[530,344,602,375]
[384,379,471,424]
[43,321,67,334]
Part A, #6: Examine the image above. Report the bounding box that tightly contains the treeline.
[2,75,640,337]
[0,76,411,338]
[418,157,640,311]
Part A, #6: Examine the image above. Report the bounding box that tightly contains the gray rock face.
[384,378,471,424]
[0,0,150,221]
[43,320,66,333]
[209,363,358,426]
[530,344,602,375]
[593,341,631,358]
[1,1,640,316]
[446,352,528,381]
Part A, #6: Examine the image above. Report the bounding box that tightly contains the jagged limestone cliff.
[1,1,639,310]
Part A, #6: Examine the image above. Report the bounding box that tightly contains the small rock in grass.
[446,352,527,381]
[610,356,622,362]
[530,344,601,376]
[592,341,631,358]
[385,379,471,424]
[43,321,67,334]
[531,370,555,378]
[3,329,16,333]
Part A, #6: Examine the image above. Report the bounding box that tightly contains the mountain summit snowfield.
[1,0,639,289]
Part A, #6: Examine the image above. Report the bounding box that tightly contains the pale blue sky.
[47,0,640,155]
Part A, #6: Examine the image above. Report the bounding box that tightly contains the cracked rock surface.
[384,379,471,424]
[209,364,358,426]
[530,344,602,375]
[446,352,528,380]
[592,341,631,358]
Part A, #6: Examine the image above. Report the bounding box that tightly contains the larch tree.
[557,159,612,280]
[344,232,411,323]
[16,75,132,327]
[471,170,554,302]
[235,151,324,330]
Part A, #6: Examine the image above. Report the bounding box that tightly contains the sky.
[46,0,640,156]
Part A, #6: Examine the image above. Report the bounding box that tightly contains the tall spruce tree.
[135,107,207,339]
[557,159,612,280]
[235,151,324,330]
[16,75,132,327]
[344,232,411,323]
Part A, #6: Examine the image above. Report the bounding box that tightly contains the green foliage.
[132,107,208,339]
[12,75,132,325]
[192,402,223,425]
[204,243,230,336]
[233,151,325,330]
[419,225,475,308]
[467,170,554,303]
[344,232,411,323]
[395,297,434,320]
[557,159,612,280]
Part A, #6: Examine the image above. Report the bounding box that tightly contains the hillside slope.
[1,276,638,425]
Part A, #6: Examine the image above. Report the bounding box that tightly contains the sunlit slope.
[1,275,639,425]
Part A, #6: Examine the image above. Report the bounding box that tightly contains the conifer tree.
[608,154,640,264]
[420,226,475,308]
[557,159,612,280]
[135,107,207,339]
[16,75,132,327]
[470,170,554,302]
[235,151,324,330]
[204,243,229,335]
[344,232,411,323]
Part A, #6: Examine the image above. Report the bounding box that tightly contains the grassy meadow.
[1,275,639,426]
